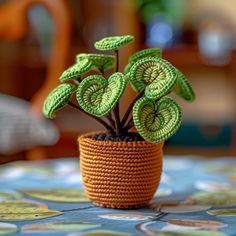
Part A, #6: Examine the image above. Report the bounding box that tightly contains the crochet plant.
[43,35,195,143]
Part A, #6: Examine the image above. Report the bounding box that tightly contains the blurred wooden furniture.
[0,0,141,162]
[0,0,71,111]
[162,45,236,157]
[0,0,71,160]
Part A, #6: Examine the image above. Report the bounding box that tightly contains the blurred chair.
[0,0,71,160]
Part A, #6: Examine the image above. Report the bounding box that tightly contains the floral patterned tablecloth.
[0,156,236,236]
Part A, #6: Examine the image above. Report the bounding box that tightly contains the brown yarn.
[78,132,163,209]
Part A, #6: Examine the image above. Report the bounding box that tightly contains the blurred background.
[1,0,236,163]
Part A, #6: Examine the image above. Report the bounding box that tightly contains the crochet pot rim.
[78,131,164,147]
[78,131,164,209]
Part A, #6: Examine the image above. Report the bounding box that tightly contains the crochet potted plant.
[43,35,195,209]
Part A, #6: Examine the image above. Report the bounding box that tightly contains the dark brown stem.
[115,50,119,73]
[105,113,115,130]
[100,68,105,77]
[113,49,121,135]
[121,90,144,128]
[68,101,113,132]
[113,108,121,135]
[124,118,134,131]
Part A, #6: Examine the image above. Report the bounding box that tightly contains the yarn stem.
[68,101,113,132]
[121,90,144,128]
[113,49,121,135]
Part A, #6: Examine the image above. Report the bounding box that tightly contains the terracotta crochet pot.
[78,132,163,209]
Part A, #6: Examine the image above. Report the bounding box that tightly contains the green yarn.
[124,63,132,74]
[59,59,92,82]
[173,68,196,102]
[129,57,177,99]
[76,72,126,117]
[41,34,196,141]
[125,48,161,74]
[43,83,76,119]
[158,61,195,102]
[129,48,162,63]
[76,53,115,71]
[133,96,182,143]
[94,35,134,51]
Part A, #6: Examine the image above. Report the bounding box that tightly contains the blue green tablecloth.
[0,156,236,236]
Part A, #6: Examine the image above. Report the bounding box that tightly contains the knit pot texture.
[78,132,163,209]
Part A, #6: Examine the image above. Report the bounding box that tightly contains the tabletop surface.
[0,156,236,236]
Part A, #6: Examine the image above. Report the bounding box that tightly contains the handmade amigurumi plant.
[43,35,195,143]
[43,35,196,209]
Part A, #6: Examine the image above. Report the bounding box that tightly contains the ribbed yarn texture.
[79,132,163,209]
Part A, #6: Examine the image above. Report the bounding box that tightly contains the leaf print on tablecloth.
[136,221,158,236]
[161,224,202,231]
[160,205,211,214]
[151,195,191,203]
[0,207,62,221]
[19,189,89,202]
[149,201,180,211]
[190,191,236,206]
[195,180,235,192]
[167,219,226,230]
[228,175,236,182]
[69,230,133,236]
[98,214,150,221]
[0,191,22,201]
[205,165,236,174]
[137,219,226,236]
[0,200,48,209]
[22,221,101,232]
[158,230,227,236]
[0,222,18,235]
[149,195,193,211]
[153,188,172,197]
[207,208,236,216]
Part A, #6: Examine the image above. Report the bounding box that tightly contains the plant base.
[79,132,163,209]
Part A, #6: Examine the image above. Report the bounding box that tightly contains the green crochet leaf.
[59,59,92,82]
[129,48,162,64]
[94,35,134,51]
[76,73,126,117]
[43,83,76,119]
[124,63,132,74]
[133,96,182,143]
[129,57,177,99]
[125,48,162,74]
[173,68,196,102]
[76,53,115,70]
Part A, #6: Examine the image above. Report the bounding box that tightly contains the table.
[0,156,236,236]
